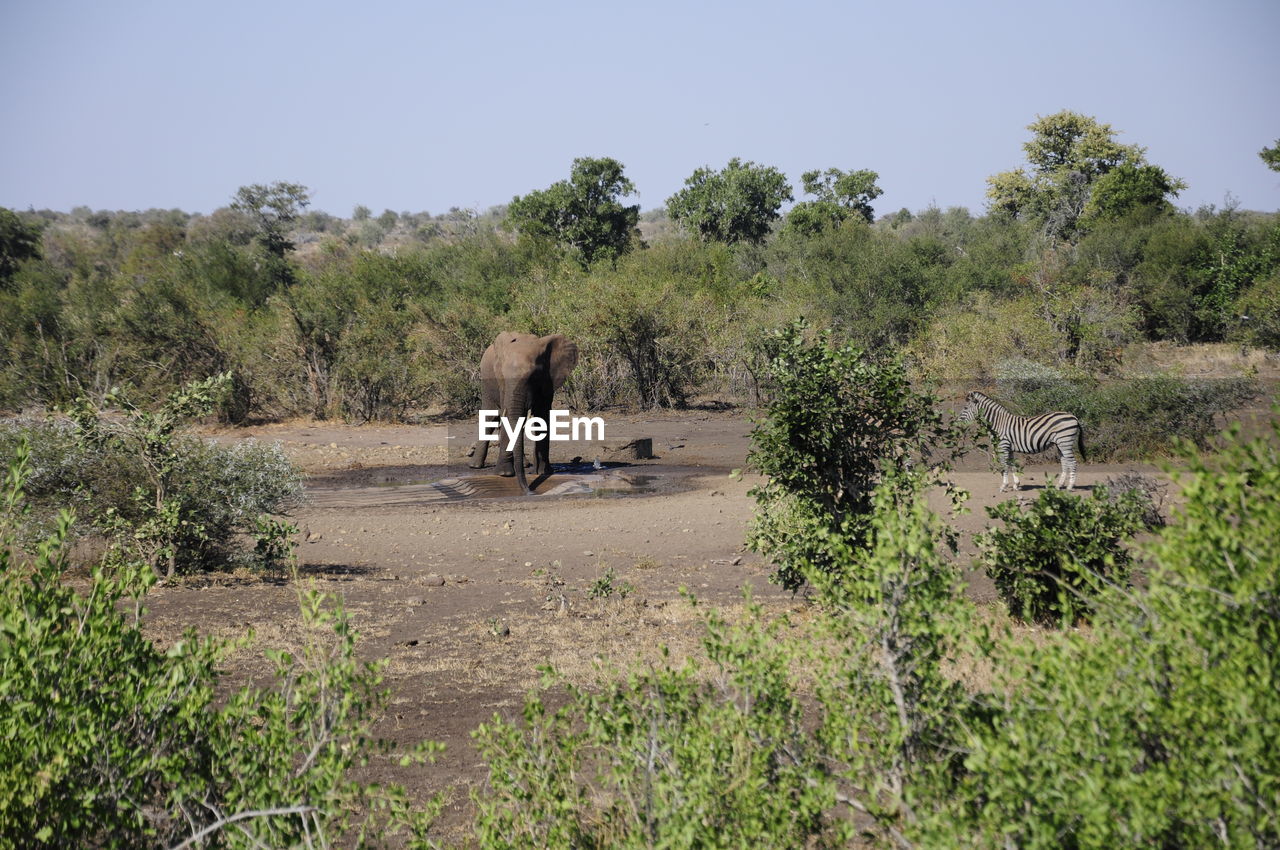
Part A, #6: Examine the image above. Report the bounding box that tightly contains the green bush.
[0,378,301,575]
[998,373,1260,459]
[1233,270,1280,350]
[472,601,835,849]
[908,292,1061,385]
[977,486,1151,624]
[746,320,964,591]
[509,252,722,409]
[0,447,439,848]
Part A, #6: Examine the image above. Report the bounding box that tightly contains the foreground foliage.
[0,446,440,848]
[473,470,969,848]
[472,342,1280,848]
[935,421,1280,847]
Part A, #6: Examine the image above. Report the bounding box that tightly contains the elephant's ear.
[543,335,579,391]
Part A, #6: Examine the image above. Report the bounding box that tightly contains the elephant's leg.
[531,404,553,476]
[471,374,500,469]
[469,439,490,469]
[497,442,516,477]
[496,415,527,478]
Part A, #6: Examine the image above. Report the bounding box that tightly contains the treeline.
[2,113,1278,428]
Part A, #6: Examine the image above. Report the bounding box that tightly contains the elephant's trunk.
[508,385,531,495]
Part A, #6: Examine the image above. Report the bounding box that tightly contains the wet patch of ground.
[305,462,701,508]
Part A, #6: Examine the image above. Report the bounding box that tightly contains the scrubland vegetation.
[2,114,1278,846]
[4,337,1276,847]
[2,112,1276,448]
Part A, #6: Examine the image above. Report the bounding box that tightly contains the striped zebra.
[959,391,1085,492]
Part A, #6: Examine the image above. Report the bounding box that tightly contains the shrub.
[472,600,834,849]
[907,292,1061,386]
[509,257,719,409]
[333,299,432,422]
[746,320,964,591]
[1,377,302,576]
[977,486,1150,624]
[809,470,974,845]
[1101,469,1168,529]
[0,447,439,847]
[1233,270,1280,350]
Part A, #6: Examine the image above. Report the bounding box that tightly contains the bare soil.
[140,409,1172,842]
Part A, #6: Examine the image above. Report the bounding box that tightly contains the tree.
[785,168,882,235]
[986,111,1183,239]
[666,158,793,245]
[229,182,311,287]
[1083,162,1183,223]
[231,181,310,256]
[1261,139,1280,173]
[0,207,43,288]
[506,157,641,267]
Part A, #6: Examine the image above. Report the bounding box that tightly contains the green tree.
[1260,138,1280,172]
[1083,162,1183,223]
[507,156,641,267]
[785,168,882,235]
[0,208,43,288]
[667,158,794,245]
[229,181,310,287]
[65,374,237,580]
[987,111,1183,239]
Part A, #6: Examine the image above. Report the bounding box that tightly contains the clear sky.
[2,0,1277,218]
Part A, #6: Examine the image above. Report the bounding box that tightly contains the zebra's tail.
[1076,423,1086,463]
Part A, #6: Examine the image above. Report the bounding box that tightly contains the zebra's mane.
[967,390,1001,407]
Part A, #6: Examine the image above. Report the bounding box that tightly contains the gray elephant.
[468,332,579,494]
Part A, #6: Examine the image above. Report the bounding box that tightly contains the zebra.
[959,391,1084,492]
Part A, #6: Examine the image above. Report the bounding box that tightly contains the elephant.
[468,332,579,494]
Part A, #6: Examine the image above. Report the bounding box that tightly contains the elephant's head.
[488,332,579,494]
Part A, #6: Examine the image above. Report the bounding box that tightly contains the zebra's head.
[959,391,981,423]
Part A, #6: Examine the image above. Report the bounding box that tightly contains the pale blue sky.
[2,0,1277,217]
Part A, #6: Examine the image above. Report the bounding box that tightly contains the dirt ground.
[139,408,1172,841]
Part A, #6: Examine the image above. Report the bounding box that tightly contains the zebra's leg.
[998,439,1016,492]
[1056,442,1076,489]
